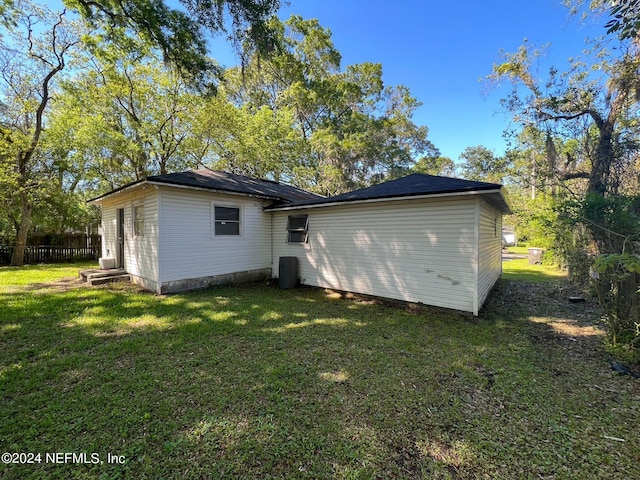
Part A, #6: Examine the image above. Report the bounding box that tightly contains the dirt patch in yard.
[5,276,88,294]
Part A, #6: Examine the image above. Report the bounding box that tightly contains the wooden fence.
[0,245,99,266]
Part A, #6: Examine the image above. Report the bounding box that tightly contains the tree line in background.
[489,0,640,351]
[1,0,443,266]
[1,0,639,350]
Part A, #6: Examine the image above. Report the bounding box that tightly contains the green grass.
[1,266,638,479]
[0,262,97,287]
[502,258,567,282]
[505,246,529,255]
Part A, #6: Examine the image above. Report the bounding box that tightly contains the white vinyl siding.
[477,198,503,309]
[95,181,505,312]
[158,187,270,283]
[99,188,160,290]
[100,206,117,261]
[272,196,478,313]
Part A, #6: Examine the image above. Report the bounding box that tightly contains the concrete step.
[80,268,125,282]
[88,274,131,286]
[79,269,100,281]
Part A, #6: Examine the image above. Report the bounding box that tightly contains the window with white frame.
[133,205,145,237]
[287,214,309,243]
[214,205,241,236]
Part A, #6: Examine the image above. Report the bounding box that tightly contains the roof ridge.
[91,169,322,204]
[265,173,508,211]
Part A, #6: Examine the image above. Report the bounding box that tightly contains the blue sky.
[208,0,608,163]
[44,0,608,162]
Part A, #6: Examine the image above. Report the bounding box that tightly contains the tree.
[491,5,640,345]
[412,155,455,176]
[458,146,508,183]
[0,1,81,266]
[504,126,585,198]
[64,0,281,85]
[205,102,309,184]
[226,15,437,194]
[605,0,640,40]
[53,42,209,192]
[490,36,640,256]
[490,37,640,197]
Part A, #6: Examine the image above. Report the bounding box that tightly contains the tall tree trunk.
[588,121,614,196]
[11,196,32,267]
[530,150,537,199]
[545,134,558,196]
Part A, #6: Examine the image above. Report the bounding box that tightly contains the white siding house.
[98,187,160,291]
[91,170,319,293]
[157,187,272,293]
[90,170,511,314]
[270,193,507,315]
[477,198,504,310]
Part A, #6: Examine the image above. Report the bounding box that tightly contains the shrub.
[572,194,640,349]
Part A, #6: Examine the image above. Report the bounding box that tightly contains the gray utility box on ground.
[278,256,298,289]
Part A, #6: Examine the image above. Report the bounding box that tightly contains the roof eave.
[146,180,279,201]
[87,180,145,204]
[490,186,513,215]
[88,179,286,205]
[265,188,512,212]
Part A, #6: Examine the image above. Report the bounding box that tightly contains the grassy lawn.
[504,246,530,255]
[502,258,567,282]
[1,266,639,478]
[0,262,98,287]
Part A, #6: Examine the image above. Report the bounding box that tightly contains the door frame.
[117,208,125,269]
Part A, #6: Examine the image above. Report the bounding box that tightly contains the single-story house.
[89,169,511,315]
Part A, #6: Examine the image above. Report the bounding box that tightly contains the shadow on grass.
[1,280,638,479]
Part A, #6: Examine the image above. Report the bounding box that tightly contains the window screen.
[287,215,308,243]
[214,206,240,236]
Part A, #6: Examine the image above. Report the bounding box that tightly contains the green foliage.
[502,190,558,253]
[225,15,438,194]
[0,0,16,26]
[525,205,556,251]
[54,44,204,186]
[412,155,456,176]
[581,193,640,253]
[594,253,640,274]
[208,102,309,184]
[586,194,640,347]
[558,194,640,346]
[2,3,440,255]
[605,0,640,40]
[491,3,640,350]
[52,14,438,197]
[65,0,281,87]
[458,145,508,183]
[0,0,84,263]
[490,25,640,196]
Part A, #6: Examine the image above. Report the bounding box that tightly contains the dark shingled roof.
[147,169,323,203]
[90,170,510,213]
[266,173,510,212]
[89,169,323,204]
